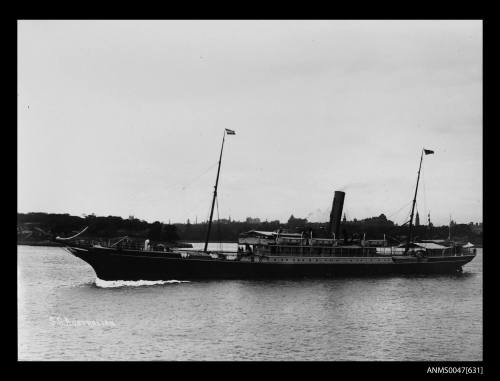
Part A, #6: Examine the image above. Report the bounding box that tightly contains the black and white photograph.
[18,20,483,366]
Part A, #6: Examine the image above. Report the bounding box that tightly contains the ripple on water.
[18,245,482,361]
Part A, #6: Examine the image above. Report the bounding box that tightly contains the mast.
[406,148,434,252]
[406,149,424,252]
[204,129,235,252]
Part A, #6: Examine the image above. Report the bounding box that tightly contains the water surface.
[18,245,482,361]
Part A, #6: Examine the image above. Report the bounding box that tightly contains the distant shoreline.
[180,240,237,244]
[17,240,193,248]
[17,241,63,247]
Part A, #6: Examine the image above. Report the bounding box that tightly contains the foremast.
[204,129,235,252]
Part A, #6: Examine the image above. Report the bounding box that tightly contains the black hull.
[66,246,476,281]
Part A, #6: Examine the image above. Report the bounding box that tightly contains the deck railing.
[69,238,477,258]
[253,244,477,257]
[69,238,240,255]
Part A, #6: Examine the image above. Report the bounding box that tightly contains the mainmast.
[406,148,434,253]
[204,129,235,252]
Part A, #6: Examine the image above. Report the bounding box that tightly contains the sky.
[18,20,482,226]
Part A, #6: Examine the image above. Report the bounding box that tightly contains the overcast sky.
[18,20,482,226]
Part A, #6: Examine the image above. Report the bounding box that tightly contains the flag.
[424,149,434,155]
[225,129,236,135]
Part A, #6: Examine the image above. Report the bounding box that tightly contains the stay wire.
[216,196,222,251]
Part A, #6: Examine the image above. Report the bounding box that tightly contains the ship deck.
[65,244,476,281]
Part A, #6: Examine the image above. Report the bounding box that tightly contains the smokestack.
[328,191,345,238]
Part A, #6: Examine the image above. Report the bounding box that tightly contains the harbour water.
[18,244,482,361]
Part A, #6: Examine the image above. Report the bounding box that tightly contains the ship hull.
[66,246,476,281]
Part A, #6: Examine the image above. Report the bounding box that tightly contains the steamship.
[59,131,476,280]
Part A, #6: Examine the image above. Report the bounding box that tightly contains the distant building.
[415,212,420,226]
[287,215,307,227]
[470,222,483,234]
[246,217,261,224]
[357,214,393,226]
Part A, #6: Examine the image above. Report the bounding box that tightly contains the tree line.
[17,213,180,242]
[18,212,482,245]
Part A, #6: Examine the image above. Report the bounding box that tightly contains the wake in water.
[95,278,190,288]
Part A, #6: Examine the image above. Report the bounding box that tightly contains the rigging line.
[385,203,413,233]
[200,196,212,225]
[215,196,222,252]
[180,161,219,191]
[386,200,413,220]
[184,191,214,218]
[422,160,428,219]
[203,194,217,245]
[397,211,411,227]
[135,162,217,201]
[205,202,212,225]
[415,201,421,233]
[158,163,217,195]
[398,208,412,227]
